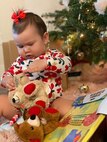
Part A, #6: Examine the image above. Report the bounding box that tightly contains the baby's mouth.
[26,55,33,59]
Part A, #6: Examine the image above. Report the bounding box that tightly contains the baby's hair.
[12,11,47,37]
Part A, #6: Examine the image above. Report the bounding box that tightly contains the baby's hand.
[24,59,47,73]
[3,75,15,90]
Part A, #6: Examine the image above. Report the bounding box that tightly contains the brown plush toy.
[8,73,51,110]
[14,105,60,142]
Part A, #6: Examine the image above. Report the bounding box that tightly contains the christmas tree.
[42,0,107,64]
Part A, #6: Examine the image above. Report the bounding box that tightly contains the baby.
[0,9,71,119]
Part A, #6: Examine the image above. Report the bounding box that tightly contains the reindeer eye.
[27,115,40,127]
[30,115,36,120]
[12,96,20,103]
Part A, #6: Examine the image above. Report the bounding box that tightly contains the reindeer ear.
[23,82,36,98]
[14,73,30,86]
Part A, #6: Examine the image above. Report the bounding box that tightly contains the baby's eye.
[27,43,34,46]
[17,45,24,48]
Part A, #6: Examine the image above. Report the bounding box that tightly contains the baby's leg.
[52,89,75,117]
[0,95,19,120]
[52,97,72,117]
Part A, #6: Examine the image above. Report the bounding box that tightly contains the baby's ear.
[43,32,49,44]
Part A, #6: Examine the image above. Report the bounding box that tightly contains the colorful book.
[73,88,107,106]
[44,98,105,142]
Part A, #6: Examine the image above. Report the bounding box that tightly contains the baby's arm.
[23,59,47,73]
[1,75,15,90]
[1,57,22,89]
[46,49,72,73]
[24,49,72,74]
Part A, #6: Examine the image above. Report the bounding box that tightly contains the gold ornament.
[79,84,89,93]
[62,41,72,55]
[80,33,85,39]
[67,32,81,47]
[63,32,82,55]
[77,51,84,60]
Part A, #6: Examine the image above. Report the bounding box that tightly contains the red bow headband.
[11,10,26,24]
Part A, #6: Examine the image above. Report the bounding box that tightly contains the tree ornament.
[79,84,89,93]
[62,41,72,55]
[67,32,81,48]
[76,51,85,61]
[80,33,86,40]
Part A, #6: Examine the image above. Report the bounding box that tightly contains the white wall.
[0,0,25,77]
[24,0,64,31]
[0,0,64,76]
[0,0,63,42]
[0,0,25,42]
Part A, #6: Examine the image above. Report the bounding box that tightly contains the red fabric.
[36,100,46,108]
[28,106,41,116]
[24,83,36,95]
[30,139,41,142]
[45,107,58,114]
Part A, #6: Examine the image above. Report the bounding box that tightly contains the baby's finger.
[6,83,15,90]
[23,68,33,73]
[23,69,29,73]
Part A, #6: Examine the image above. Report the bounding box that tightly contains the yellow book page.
[44,100,105,142]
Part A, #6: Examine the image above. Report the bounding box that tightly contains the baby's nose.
[24,46,30,52]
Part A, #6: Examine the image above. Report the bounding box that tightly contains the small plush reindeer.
[8,73,51,110]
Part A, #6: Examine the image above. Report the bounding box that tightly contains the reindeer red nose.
[24,83,36,95]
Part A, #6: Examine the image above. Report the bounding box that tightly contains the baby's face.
[13,24,49,59]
